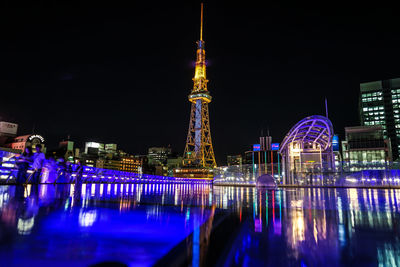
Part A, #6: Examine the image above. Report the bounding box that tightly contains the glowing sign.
[332,135,339,151]
[28,135,45,143]
[253,144,260,151]
[271,143,280,151]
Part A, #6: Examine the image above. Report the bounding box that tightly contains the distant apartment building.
[360,78,400,160]
[166,155,183,176]
[227,155,242,166]
[342,126,392,171]
[0,121,25,153]
[84,142,118,156]
[147,147,171,165]
[102,158,122,171]
[84,141,104,154]
[0,121,18,138]
[121,156,142,173]
[82,155,98,167]
[80,141,142,173]
[105,143,117,154]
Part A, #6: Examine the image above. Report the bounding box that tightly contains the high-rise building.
[360,78,400,160]
[175,3,216,179]
[341,126,392,171]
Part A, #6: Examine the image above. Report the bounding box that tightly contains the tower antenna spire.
[200,3,203,41]
[325,97,329,118]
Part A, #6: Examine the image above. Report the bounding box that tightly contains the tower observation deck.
[174,3,216,179]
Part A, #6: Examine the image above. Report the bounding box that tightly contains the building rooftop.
[360,78,400,92]
[345,125,383,133]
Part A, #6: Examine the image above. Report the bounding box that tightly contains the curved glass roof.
[279,115,334,152]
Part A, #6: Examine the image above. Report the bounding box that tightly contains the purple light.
[280,115,334,153]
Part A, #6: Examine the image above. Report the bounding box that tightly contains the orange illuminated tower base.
[173,167,213,179]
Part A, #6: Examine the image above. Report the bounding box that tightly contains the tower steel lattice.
[182,3,216,172]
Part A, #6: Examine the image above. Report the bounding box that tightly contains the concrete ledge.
[214,183,400,189]
[278,184,400,189]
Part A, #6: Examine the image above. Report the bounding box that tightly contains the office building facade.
[360,78,400,160]
[342,126,392,171]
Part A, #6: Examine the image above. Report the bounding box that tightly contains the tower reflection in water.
[1,184,400,266]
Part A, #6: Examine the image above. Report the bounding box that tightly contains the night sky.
[1,2,400,165]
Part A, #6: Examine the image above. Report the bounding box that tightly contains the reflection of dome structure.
[279,115,335,185]
[256,174,276,188]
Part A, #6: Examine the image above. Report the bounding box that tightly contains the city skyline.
[1,3,400,164]
[2,4,400,266]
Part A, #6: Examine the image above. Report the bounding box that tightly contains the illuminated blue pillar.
[252,152,255,180]
[195,100,202,153]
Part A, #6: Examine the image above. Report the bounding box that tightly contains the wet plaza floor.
[1,183,400,266]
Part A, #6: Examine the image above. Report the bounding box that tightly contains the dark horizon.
[1,2,400,164]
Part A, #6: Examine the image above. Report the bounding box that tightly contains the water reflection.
[219,187,400,266]
[1,184,400,266]
[0,183,215,266]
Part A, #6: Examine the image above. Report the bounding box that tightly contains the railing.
[280,170,400,187]
[213,164,281,186]
[0,150,212,184]
[3,148,399,188]
[213,162,400,188]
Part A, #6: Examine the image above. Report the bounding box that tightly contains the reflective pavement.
[1,184,400,266]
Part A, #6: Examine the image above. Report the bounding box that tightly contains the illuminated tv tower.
[178,3,216,178]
